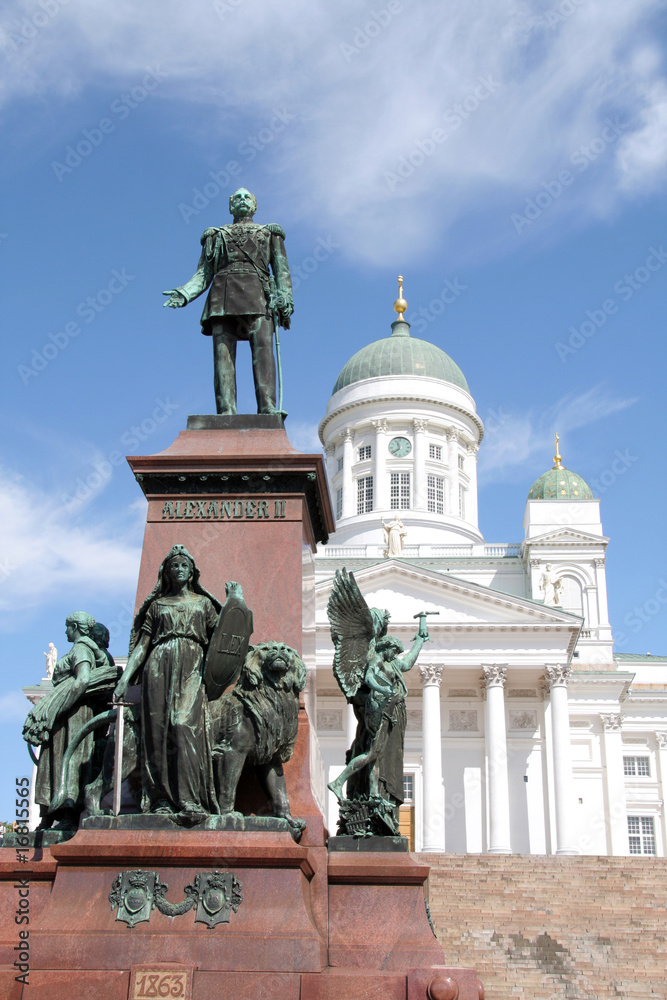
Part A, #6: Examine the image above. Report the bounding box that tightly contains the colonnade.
[418,663,579,855]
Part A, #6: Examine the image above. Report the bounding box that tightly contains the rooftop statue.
[163,187,293,416]
[43,641,57,679]
[327,568,430,837]
[382,515,407,557]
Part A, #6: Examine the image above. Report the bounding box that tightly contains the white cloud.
[0,0,665,262]
[0,466,143,622]
[616,79,667,189]
[287,420,322,453]
[478,386,637,483]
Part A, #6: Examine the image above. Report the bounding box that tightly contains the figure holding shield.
[114,545,222,820]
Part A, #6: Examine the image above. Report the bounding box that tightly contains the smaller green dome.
[528,465,594,500]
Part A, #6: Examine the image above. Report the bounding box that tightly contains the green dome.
[528,465,594,500]
[332,320,469,394]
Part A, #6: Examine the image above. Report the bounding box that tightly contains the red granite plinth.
[327,852,446,971]
[32,830,328,975]
[127,417,334,652]
[0,838,482,1000]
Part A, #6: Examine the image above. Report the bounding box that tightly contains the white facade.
[310,309,667,857]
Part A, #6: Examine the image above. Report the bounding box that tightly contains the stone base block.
[328,835,408,852]
[82,812,303,841]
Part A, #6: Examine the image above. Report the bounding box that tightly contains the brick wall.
[416,853,667,1000]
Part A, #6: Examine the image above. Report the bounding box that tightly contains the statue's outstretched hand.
[162,289,186,308]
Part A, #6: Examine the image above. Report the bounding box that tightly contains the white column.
[372,418,389,511]
[446,428,458,515]
[466,442,479,529]
[325,443,337,485]
[545,665,579,855]
[419,664,445,851]
[412,418,429,511]
[341,428,355,519]
[656,733,667,858]
[539,678,556,853]
[594,558,611,628]
[600,713,628,855]
[482,664,511,854]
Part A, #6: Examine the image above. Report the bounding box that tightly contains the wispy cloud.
[287,420,322,453]
[0,0,665,262]
[478,385,637,483]
[0,466,143,624]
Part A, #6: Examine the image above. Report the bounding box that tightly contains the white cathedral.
[307,281,667,858]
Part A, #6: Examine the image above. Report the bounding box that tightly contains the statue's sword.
[112,699,130,816]
[274,314,284,415]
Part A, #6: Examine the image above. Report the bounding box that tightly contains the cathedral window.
[357,476,373,513]
[627,816,656,854]
[358,445,372,461]
[337,456,343,473]
[390,472,410,510]
[458,484,466,518]
[336,487,343,520]
[558,576,584,617]
[429,444,442,461]
[427,475,445,514]
[624,756,650,777]
[458,454,465,471]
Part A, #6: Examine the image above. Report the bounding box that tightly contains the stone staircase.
[416,853,667,1000]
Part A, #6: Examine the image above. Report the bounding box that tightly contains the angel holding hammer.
[326,568,431,834]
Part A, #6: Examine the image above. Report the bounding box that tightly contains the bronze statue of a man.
[163,188,293,416]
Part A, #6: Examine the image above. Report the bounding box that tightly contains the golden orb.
[393,274,408,317]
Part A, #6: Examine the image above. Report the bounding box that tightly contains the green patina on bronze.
[101,545,308,837]
[20,546,309,839]
[115,545,222,820]
[109,869,242,929]
[22,611,120,833]
[163,188,293,416]
[326,568,430,838]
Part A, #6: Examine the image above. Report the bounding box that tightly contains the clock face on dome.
[388,436,412,458]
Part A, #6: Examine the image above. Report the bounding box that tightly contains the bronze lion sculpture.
[209,640,307,838]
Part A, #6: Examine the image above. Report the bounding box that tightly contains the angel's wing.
[327,568,375,700]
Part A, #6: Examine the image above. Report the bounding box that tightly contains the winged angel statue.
[326,568,430,837]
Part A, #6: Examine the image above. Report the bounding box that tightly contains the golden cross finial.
[393,274,408,319]
[553,432,563,469]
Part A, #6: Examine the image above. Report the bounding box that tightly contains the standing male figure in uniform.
[163,188,294,415]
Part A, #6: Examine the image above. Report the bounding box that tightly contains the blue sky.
[1,0,666,818]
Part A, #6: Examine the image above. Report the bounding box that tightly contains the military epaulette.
[265,223,286,239]
[200,227,220,244]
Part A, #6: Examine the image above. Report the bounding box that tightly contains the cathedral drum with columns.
[311,279,667,859]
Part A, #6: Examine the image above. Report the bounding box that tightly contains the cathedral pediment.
[525,528,609,547]
[316,559,581,630]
